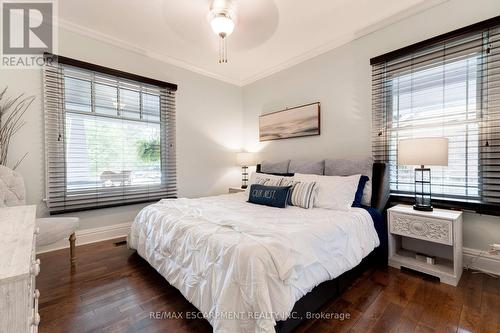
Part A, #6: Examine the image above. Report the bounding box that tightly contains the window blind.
[43,57,177,214]
[371,16,500,206]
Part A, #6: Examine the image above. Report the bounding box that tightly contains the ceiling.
[58,0,446,86]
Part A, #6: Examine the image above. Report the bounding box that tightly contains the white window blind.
[371,17,500,206]
[43,58,177,213]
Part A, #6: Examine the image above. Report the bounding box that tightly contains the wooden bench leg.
[69,233,76,264]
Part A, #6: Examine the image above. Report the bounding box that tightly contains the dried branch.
[12,152,28,170]
[0,87,35,169]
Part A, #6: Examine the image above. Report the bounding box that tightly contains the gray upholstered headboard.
[255,159,389,212]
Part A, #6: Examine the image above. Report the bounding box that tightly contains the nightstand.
[229,187,246,193]
[387,204,463,286]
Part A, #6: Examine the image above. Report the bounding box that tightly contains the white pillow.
[293,173,361,211]
[246,172,287,192]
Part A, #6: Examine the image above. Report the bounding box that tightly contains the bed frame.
[255,162,390,333]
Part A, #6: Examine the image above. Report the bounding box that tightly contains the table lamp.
[236,152,257,189]
[398,137,449,211]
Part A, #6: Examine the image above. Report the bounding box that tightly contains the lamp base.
[414,166,433,212]
[413,204,433,212]
[241,166,248,189]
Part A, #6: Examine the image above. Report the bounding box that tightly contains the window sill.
[390,194,500,217]
[48,197,176,215]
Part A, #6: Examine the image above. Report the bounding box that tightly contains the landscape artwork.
[259,102,320,141]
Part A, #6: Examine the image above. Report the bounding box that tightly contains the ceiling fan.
[209,0,236,64]
[160,0,278,64]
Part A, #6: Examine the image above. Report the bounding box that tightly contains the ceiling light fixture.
[209,0,236,64]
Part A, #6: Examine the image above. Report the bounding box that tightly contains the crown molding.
[240,0,448,86]
[55,0,447,88]
[56,19,242,86]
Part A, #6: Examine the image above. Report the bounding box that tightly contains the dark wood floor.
[37,238,500,333]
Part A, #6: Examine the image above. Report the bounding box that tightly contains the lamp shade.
[398,137,449,166]
[236,152,257,167]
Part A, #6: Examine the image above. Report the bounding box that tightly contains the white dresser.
[0,206,40,333]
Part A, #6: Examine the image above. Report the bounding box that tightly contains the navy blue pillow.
[248,184,292,208]
[352,175,369,207]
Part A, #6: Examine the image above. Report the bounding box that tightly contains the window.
[371,17,500,207]
[43,56,177,213]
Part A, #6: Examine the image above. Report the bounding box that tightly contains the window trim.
[371,15,500,212]
[370,15,500,65]
[43,55,177,214]
[44,52,178,91]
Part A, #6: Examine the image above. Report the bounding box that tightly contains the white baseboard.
[37,222,132,254]
[463,247,500,276]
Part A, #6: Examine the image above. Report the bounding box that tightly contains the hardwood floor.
[37,238,500,333]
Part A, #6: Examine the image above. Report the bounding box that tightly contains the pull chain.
[218,33,228,64]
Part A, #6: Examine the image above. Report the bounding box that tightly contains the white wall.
[241,0,500,251]
[3,0,500,252]
[2,28,243,230]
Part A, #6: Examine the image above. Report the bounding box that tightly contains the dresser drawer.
[0,206,38,333]
[389,211,453,245]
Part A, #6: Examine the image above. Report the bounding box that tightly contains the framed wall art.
[259,102,320,141]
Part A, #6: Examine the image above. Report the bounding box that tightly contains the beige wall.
[2,28,243,230]
[241,0,500,250]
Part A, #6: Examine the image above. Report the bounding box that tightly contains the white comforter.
[127,192,379,333]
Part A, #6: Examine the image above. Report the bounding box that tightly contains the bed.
[128,160,389,333]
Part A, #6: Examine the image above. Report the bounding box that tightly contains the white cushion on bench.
[36,217,79,247]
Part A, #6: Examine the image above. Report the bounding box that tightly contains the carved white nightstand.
[388,204,463,286]
[228,187,246,193]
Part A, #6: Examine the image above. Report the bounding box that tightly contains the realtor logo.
[2,2,53,54]
[1,0,56,68]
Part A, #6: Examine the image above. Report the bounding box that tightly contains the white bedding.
[127,192,379,333]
